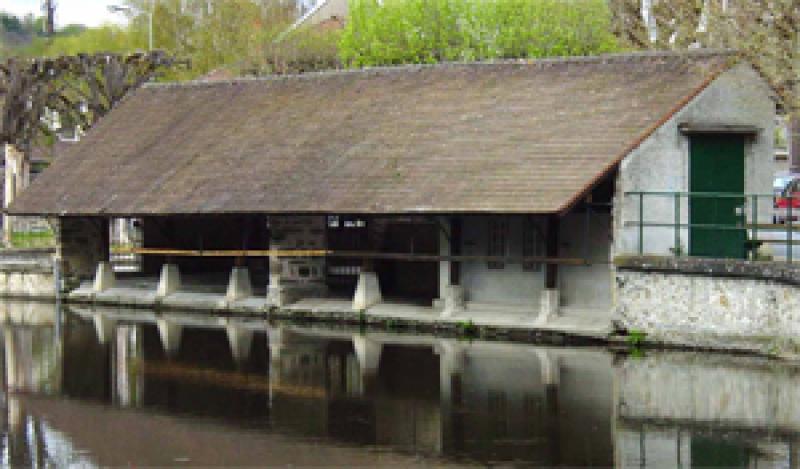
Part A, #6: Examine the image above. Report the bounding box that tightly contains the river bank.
[2,248,800,359]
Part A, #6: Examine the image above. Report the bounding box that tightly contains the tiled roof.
[8,50,734,216]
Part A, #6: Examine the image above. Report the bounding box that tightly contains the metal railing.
[626,191,800,263]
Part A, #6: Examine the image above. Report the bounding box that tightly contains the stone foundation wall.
[0,248,56,298]
[615,256,800,343]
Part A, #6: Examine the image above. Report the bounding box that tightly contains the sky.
[1,0,126,27]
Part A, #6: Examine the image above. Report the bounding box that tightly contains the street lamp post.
[108,1,154,51]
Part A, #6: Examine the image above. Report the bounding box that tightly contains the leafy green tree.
[24,26,140,57]
[118,0,300,79]
[339,0,622,67]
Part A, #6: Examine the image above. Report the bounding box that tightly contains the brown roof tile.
[7,50,735,216]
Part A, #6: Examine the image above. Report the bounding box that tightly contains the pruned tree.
[0,51,181,243]
[0,51,182,151]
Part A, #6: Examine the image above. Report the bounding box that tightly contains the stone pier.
[267,216,327,307]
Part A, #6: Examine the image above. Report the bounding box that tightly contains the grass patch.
[626,329,647,347]
[456,319,479,337]
[7,230,55,249]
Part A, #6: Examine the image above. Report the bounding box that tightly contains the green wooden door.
[689,134,746,259]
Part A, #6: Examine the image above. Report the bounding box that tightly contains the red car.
[775,177,800,223]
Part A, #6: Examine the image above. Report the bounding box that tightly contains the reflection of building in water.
[27,306,800,467]
[0,303,620,466]
[615,353,800,468]
[62,308,618,465]
[1,302,62,394]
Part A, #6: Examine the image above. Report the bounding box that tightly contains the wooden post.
[449,216,462,285]
[545,215,560,289]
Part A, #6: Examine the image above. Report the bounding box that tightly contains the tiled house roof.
[8,50,735,216]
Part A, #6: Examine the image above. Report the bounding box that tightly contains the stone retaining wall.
[0,248,56,299]
[615,256,800,347]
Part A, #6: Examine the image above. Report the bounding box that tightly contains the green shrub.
[340,0,622,67]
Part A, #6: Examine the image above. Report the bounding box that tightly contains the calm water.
[0,301,798,467]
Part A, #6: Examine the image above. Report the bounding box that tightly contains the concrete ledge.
[615,255,800,287]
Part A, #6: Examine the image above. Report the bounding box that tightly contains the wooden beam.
[545,215,560,288]
[449,217,462,285]
[111,247,588,266]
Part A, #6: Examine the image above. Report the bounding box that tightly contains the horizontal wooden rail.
[625,221,800,232]
[112,247,329,257]
[110,247,589,265]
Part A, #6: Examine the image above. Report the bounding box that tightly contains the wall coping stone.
[614,255,800,287]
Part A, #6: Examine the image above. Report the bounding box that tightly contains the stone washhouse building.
[5,50,777,332]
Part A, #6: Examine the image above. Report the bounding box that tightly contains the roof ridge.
[145,48,737,90]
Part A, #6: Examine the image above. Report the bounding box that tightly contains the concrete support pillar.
[537,289,560,324]
[93,261,115,293]
[156,263,181,298]
[545,216,560,290]
[226,324,254,365]
[92,313,116,345]
[438,217,464,317]
[226,266,253,302]
[441,285,465,318]
[353,271,382,311]
[438,216,452,300]
[156,319,182,358]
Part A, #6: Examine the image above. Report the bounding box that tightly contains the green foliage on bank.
[339,0,622,67]
[7,230,55,249]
